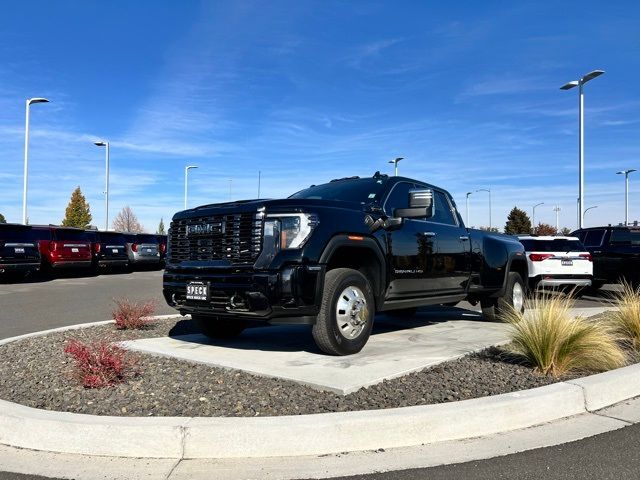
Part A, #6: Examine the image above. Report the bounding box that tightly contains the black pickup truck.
[163,173,527,355]
[571,225,640,289]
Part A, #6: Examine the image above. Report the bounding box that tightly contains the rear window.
[53,229,89,241]
[136,234,158,244]
[583,229,606,247]
[0,226,37,242]
[97,232,126,244]
[520,239,585,252]
[609,229,640,246]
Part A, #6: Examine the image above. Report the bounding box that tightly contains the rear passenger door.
[419,190,471,295]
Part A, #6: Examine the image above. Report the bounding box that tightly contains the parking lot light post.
[465,192,472,227]
[22,97,50,224]
[476,188,491,229]
[184,165,198,210]
[584,205,598,223]
[388,157,403,177]
[532,202,544,231]
[617,169,637,226]
[553,205,561,233]
[560,69,605,230]
[94,141,110,230]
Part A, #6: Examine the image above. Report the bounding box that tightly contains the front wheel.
[192,315,247,339]
[312,268,375,355]
[481,272,525,322]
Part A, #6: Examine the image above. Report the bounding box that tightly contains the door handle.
[422,232,437,238]
[459,236,469,241]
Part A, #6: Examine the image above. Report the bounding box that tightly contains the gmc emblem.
[186,222,224,236]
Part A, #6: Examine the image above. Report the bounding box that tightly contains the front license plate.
[71,248,79,253]
[14,248,24,253]
[561,259,573,266]
[186,282,209,301]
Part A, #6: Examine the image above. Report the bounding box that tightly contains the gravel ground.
[0,318,596,417]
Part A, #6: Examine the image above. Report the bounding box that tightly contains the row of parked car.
[517,225,640,293]
[0,223,167,280]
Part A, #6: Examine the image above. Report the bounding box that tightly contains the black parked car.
[0,223,41,279]
[571,225,640,289]
[86,230,130,270]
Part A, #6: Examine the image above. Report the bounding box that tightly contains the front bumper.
[532,274,592,288]
[0,262,40,273]
[162,264,323,324]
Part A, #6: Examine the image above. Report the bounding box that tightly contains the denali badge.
[186,222,224,236]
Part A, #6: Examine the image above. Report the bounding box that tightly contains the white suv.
[517,236,593,291]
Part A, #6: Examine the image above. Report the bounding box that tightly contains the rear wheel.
[481,272,525,322]
[312,268,375,355]
[191,315,247,339]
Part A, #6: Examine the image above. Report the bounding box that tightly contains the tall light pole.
[616,169,637,226]
[532,202,544,231]
[476,188,492,229]
[184,165,198,210]
[258,170,261,198]
[388,157,403,176]
[465,192,472,227]
[584,205,598,222]
[94,141,110,230]
[560,69,605,229]
[22,97,50,224]
[229,179,232,201]
[553,205,561,233]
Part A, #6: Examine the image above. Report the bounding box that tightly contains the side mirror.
[394,189,434,219]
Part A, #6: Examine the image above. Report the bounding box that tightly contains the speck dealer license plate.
[186,281,209,301]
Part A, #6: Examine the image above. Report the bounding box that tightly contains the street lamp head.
[27,98,49,105]
[560,81,579,90]
[466,191,472,197]
[389,157,404,164]
[186,165,198,170]
[94,141,107,147]
[617,169,638,175]
[582,70,605,83]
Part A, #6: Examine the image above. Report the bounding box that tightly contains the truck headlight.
[263,213,318,253]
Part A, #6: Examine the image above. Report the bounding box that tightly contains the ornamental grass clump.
[606,281,640,351]
[64,338,138,388]
[501,294,627,377]
[112,297,155,330]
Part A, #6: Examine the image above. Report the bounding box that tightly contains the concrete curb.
[0,318,639,459]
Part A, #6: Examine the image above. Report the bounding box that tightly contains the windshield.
[136,234,159,244]
[289,178,386,204]
[520,239,585,252]
[53,229,89,241]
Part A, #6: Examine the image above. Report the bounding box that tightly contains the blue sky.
[0,1,638,232]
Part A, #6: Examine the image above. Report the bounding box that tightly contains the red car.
[32,225,93,271]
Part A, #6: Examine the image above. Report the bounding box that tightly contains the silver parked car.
[124,233,161,267]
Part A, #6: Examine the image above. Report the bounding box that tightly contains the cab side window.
[384,182,415,216]
[583,229,606,247]
[430,191,457,226]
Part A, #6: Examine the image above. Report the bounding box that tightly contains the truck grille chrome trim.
[169,213,263,264]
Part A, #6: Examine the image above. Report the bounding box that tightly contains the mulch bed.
[0,318,580,417]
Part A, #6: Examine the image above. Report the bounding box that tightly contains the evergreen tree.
[61,186,92,228]
[112,206,144,233]
[560,227,572,236]
[504,207,532,235]
[0,213,6,223]
[157,218,166,235]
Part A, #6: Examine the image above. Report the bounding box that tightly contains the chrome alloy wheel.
[335,285,369,340]
[512,281,524,312]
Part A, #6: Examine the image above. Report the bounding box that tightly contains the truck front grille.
[169,213,263,264]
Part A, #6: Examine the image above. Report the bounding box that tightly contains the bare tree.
[112,206,144,233]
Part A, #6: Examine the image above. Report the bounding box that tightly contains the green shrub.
[606,282,640,351]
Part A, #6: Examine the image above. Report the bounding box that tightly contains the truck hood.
[173,198,369,220]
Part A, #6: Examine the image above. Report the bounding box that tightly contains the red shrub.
[112,297,156,330]
[64,338,138,388]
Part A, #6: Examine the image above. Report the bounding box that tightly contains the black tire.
[481,272,525,322]
[192,315,247,339]
[386,307,417,317]
[312,268,375,356]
